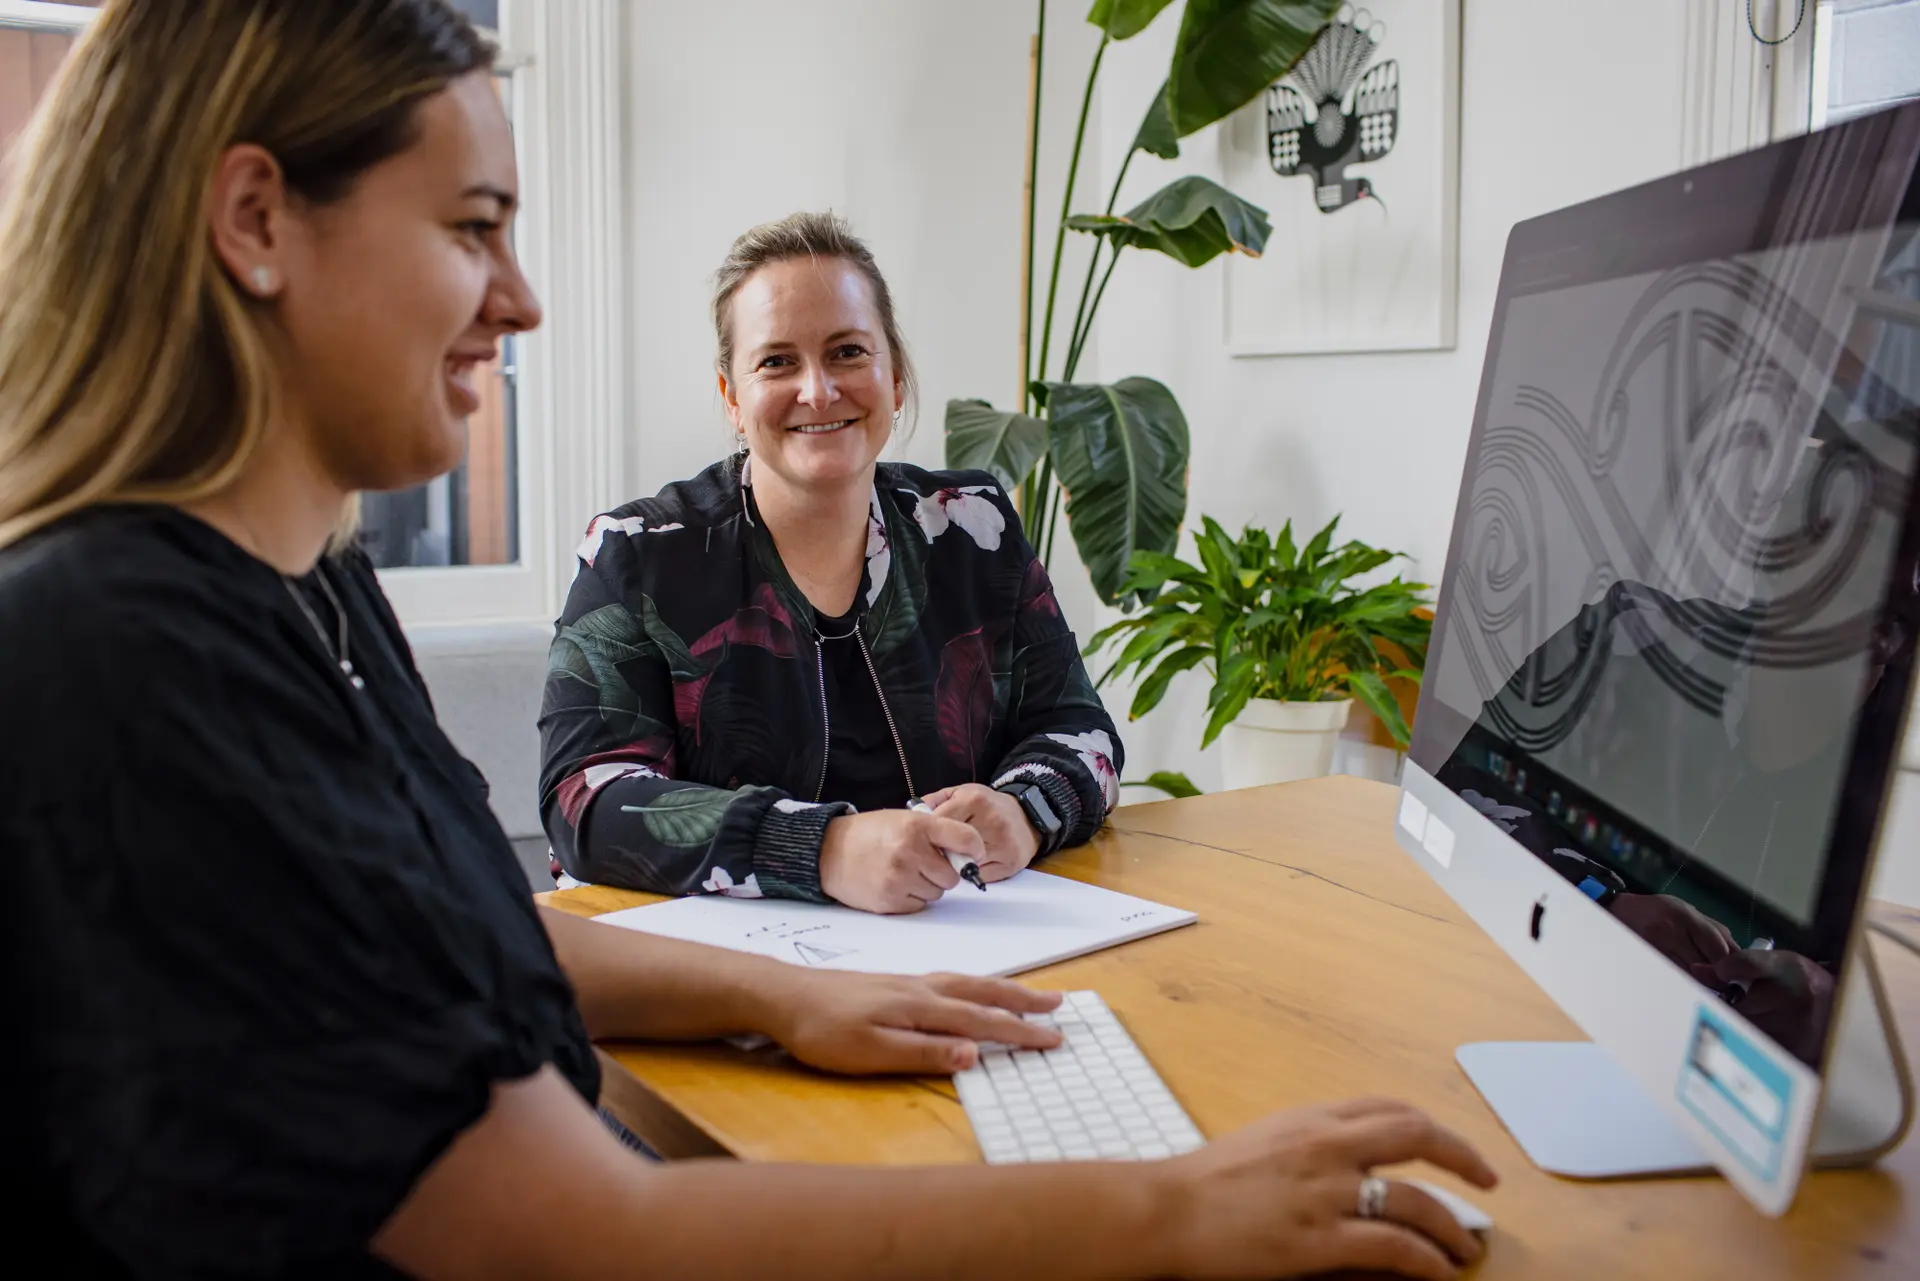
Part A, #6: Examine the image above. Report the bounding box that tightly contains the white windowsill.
[0,1,95,31]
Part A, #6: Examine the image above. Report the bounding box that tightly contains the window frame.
[374,25,546,626]
[1809,0,1920,131]
[378,0,629,634]
[0,1,94,33]
[1678,0,1820,170]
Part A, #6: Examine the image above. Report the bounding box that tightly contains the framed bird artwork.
[1266,11,1401,214]
[1221,0,1460,356]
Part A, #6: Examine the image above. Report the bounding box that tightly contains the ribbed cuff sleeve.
[750,801,851,902]
[1028,767,1085,852]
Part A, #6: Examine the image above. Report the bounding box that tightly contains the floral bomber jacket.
[537,457,1124,901]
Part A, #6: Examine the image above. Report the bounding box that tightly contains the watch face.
[1018,785,1062,835]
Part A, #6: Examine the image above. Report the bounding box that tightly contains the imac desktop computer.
[1395,100,1920,1216]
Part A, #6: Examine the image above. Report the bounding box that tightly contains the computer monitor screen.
[1409,105,1920,1071]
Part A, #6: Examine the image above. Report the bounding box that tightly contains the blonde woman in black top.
[0,3,1494,1278]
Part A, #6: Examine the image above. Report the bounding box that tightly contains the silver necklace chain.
[814,615,862,641]
[281,564,366,691]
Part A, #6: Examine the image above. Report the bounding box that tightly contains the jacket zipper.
[812,636,831,802]
[855,621,918,801]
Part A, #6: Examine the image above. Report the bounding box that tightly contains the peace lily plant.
[1088,515,1432,788]
[946,0,1343,607]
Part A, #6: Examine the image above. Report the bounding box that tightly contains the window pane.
[359,335,520,569]
[449,0,499,30]
[359,71,519,570]
[1819,0,1920,126]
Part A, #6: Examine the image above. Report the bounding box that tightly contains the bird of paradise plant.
[946,0,1345,608]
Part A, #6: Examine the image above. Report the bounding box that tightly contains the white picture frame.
[1220,0,1461,357]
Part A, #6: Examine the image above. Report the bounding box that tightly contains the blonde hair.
[0,0,493,552]
[711,211,919,429]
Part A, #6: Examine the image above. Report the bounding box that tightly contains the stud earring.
[249,266,274,295]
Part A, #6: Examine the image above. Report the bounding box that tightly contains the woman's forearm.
[378,1068,1187,1281]
[635,1154,1180,1280]
[539,905,796,1042]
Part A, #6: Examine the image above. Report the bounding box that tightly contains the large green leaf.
[1194,516,1243,599]
[1106,611,1190,682]
[1133,79,1180,159]
[1118,548,1208,595]
[1084,614,1148,658]
[1167,0,1342,137]
[1121,770,1203,799]
[551,604,653,725]
[619,788,735,849]
[1087,0,1178,39]
[1346,669,1411,746]
[1202,651,1260,747]
[1131,643,1213,719]
[1066,176,1270,268]
[1044,376,1191,606]
[636,594,704,680]
[944,398,1049,492]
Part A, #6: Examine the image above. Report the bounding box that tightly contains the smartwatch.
[1546,846,1625,909]
[1576,875,1621,910]
[996,779,1065,854]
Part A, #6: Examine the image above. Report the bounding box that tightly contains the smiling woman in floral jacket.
[538,213,1123,913]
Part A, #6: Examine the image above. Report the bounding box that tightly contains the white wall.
[1073,0,1919,905]
[620,1,1102,498]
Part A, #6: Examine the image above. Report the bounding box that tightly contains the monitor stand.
[1456,943,1914,1178]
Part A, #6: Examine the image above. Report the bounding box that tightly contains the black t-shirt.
[815,598,911,812]
[0,506,598,1279]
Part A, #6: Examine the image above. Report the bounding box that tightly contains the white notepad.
[593,869,1197,977]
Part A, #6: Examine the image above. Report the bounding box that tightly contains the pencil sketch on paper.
[793,940,856,966]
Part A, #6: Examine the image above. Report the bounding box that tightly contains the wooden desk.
[543,776,1920,1279]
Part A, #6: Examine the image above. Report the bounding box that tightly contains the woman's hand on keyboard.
[1161,1096,1497,1280]
[766,970,1063,1075]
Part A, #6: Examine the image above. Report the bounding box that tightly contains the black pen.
[907,797,987,891]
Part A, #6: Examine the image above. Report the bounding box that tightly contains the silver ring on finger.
[1356,1175,1390,1220]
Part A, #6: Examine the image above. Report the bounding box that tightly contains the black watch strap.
[998,779,1065,854]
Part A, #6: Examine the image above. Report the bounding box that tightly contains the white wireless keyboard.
[953,990,1205,1163]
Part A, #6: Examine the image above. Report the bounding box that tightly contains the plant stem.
[1020,0,1046,416]
[1060,137,1140,382]
[1032,39,1127,568]
[1062,237,1104,383]
[1103,144,1136,218]
[1034,33,1107,393]
[1065,246,1121,379]
[1030,454,1056,553]
[1043,482,1064,567]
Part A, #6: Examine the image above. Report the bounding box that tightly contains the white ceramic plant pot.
[1219,698,1352,791]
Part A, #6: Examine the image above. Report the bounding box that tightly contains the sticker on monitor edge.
[1676,1004,1793,1183]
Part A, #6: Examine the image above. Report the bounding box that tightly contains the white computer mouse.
[1403,1178,1495,1233]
